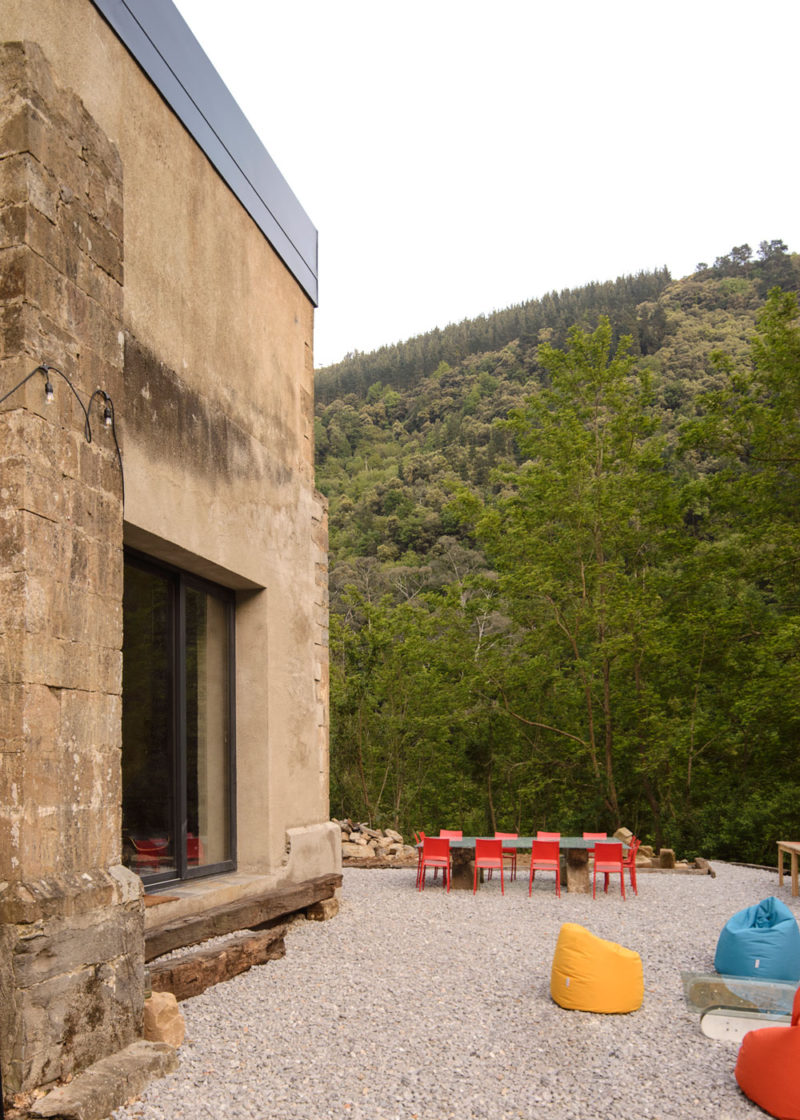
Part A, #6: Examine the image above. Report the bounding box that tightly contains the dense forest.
[314,240,800,863]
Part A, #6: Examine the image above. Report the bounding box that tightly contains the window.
[121,551,236,884]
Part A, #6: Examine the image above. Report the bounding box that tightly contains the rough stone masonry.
[0,40,144,1095]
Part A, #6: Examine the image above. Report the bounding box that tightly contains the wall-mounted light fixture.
[0,362,125,502]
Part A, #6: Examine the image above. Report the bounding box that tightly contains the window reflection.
[122,555,234,883]
[186,586,231,868]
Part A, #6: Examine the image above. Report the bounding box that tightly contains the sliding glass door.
[122,552,236,884]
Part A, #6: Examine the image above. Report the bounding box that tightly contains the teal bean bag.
[715,896,800,982]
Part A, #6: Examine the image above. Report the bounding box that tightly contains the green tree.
[675,288,800,858]
[471,317,681,831]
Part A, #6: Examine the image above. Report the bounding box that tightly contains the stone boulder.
[143,992,185,1048]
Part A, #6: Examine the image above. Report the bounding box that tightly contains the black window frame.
[123,548,237,887]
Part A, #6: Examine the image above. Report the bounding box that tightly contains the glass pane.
[121,563,177,879]
[185,585,231,868]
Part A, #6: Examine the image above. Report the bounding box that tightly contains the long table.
[443,836,617,893]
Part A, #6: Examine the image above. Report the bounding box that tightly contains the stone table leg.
[565,847,590,893]
[450,847,474,890]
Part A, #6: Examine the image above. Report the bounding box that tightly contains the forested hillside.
[315,241,800,863]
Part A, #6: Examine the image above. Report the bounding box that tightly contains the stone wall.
[0,40,144,1094]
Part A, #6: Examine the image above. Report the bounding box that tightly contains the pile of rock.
[616,827,660,865]
[334,819,418,866]
[614,828,713,875]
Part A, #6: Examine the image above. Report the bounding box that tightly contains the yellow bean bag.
[550,922,644,1013]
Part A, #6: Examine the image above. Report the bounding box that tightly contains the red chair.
[621,836,641,895]
[434,830,462,881]
[529,839,561,897]
[474,838,505,893]
[494,832,518,881]
[583,831,606,860]
[413,831,425,888]
[593,841,626,899]
[418,836,451,891]
[537,831,561,840]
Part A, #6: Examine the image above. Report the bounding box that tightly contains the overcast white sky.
[172,0,800,369]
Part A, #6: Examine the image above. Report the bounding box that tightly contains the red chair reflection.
[129,836,169,872]
[187,833,204,866]
[129,835,204,873]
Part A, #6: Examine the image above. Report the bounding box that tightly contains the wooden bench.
[777,841,800,897]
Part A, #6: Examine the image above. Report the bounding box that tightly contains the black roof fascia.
[89,0,318,305]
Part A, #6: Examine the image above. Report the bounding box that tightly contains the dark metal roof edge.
[89,0,318,305]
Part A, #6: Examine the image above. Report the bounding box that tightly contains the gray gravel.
[114,862,799,1120]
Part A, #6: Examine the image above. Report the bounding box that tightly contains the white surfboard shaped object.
[700,1005,791,1043]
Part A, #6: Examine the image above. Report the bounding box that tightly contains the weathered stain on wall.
[124,336,264,483]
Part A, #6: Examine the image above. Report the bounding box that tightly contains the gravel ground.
[113,862,799,1120]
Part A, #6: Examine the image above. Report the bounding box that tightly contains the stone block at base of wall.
[29,1040,177,1120]
[0,869,145,1096]
[305,897,339,921]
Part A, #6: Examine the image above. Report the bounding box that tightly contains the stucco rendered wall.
[5,0,331,876]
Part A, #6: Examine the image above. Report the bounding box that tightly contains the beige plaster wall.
[6,0,330,875]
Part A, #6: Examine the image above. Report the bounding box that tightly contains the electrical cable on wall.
[0,362,125,504]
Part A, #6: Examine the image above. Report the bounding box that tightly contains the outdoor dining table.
[441,836,625,893]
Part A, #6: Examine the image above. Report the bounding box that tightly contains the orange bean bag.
[735,985,800,1119]
[550,922,643,1013]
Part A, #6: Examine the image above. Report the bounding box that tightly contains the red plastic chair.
[621,836,641,895]
[433,830,462,881]
[583,831,607,859]
[474,838,505,893]
[418,836,451,891]
[413,831,425,888]
[593,840,626,899]
[493,832,518,881]
[529,839,561,897]
[537,831,561,840]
